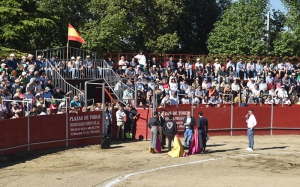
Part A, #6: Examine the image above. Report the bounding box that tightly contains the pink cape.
[155,136,162,153]
[188,130,202,155]
[149,136,162,154]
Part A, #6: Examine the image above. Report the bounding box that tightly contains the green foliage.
[37,0,93,48]
[272,0,300,56]
[207,0,269,56]
[0,0,56,50]
[174,0,230,54]
[82,0,183,54]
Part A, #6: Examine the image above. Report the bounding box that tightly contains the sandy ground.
[0,135,300,187]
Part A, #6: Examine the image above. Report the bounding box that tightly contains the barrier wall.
[134,105,300,140]
[2,106,300,156]
[0,111,102,156]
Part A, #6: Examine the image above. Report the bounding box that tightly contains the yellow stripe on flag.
[68,24,86,44]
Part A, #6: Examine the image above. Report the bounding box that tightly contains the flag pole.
[67,40,69,61]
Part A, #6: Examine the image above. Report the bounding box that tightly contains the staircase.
[101,60,136,106]
[45,59,84,101]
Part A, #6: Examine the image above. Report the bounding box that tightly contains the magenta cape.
[188,130,202,155]
[148,136,161,153]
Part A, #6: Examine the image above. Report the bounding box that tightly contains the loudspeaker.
[101,134,111,149]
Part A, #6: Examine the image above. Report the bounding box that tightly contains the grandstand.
[1,47,300,155]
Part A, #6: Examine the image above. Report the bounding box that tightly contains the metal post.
[27,109,30,151]
[153,82,156,114]
[230,95,233,136]
[176,92,179,108]
[134,83,137,108]
[191,95,194,116]
[85,82,87,107]
[102,83,105,135]
[270,96,274,135]
[65,98,69,147]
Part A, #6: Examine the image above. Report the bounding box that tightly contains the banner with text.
[158,106,192,132]
[68,111,102,138]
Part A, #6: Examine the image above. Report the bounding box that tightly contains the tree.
[174,0,222,54]
[207,0,269,56]
[38,0,93,48]
[82,0,183,54]
[272,1,300,56]
[268,9,286,56]
[0,0,56,51]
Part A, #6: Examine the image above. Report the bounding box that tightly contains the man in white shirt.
[277,85,288,100]
[226,59,235,71]
[245,109,257,151]
[116,106,126,141]
[119,56,128,70]
[134,50,146,68]
[181,94,190,104]
[247,78,255,90]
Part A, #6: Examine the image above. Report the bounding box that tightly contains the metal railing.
[36,46,97,61]
[45,59,84,100]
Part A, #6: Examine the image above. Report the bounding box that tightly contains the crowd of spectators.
[109,52,300,108]
[0,53,94,120]
[2,51,300,120]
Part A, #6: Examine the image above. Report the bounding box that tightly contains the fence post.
[270,103,274,135]
[27,115,30,151]
[230,103,233,136]
[102,83,105,135]
[66,99,69,147]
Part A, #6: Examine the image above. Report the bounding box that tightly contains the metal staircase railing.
[45,59,84,101]
[101,60,135,106]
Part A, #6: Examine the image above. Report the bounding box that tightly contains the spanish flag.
[68,24,86,44]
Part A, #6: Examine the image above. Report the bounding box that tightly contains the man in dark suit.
[198,111,208,153]
[183,111,196,149]
[158,110,166,148]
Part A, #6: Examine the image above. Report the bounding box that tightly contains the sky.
[232,0,286,12]
[270,0,285,12]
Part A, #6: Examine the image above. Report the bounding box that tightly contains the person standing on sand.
[148,112,160,154]
[116,106,126,141]
[198,111,208,154]
[162,114,178,152]
[245,109,257,151]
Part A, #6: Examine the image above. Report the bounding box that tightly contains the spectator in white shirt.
[264,95,274,105]
[160,94,171,107]
[213,58,221,77]
[119,56,128,70]
[247,78,255,90]
[273,95,281,104]
[277,85,288,100]
[259,79,267,91]
[169,78,179,93]
[190,92,200,104]
[226,59,235,72]
[134,50,146,68]
[282,97,291,105]
[181,94,190,104]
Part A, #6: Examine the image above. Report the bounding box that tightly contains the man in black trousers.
[198,111,208,153]
[163,114,178,151]
[158,110,166,148]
